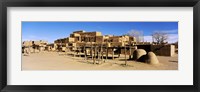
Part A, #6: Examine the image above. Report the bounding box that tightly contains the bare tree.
[127,30,144,42]
[152,31,168,44]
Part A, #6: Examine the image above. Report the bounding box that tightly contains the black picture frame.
[0,0,199,92]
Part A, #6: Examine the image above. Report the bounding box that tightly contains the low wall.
[137,45,151,52]
[150,45,175,56]
[134,44,175,56]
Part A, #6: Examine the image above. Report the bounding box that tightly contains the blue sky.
[22,22,178,43]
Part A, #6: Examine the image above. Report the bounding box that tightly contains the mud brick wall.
[80,37,85,42]
[129,36,136,42]
[109,42,124,47]
[96,36,104,43]
[23,41,33,47]
[33,41,41,45]
[46,46,51,51]
[89,37,96,42]
[39,47,45,51]
[81,37,88,42]
[72,43,76,47]
[137,45,151,52]
[56,38,67,43]
[81,36,96,42]
[76,42,86,47]
[54,39,62,44]
[135,45,175,56]
[108,37,122,42]
[61,47,66,51]
[170,45,175,56]
[95,32,102,36]
[63,38,68,43]
[51,44,58,51]
[66,37,74,43]
[74,37,80,42]
[70,33,81,37]
[121,36,130,42]
[150,45,175,56]
[80,32,102,37]
[51,48,56,51]
[22,47,34,53]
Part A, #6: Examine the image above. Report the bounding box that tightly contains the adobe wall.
[66,37,75,43]
[96,36,104,43]
[137,45,151,52]
[23,41,33,47]
[150,45,175,56]
[135,45,175,56]
[108,36,121,42]
[80,32,102,37]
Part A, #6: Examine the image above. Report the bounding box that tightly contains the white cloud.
[143,29,178,43]
[168,34,178,43]
[143,34,178,43]
[154,29,178,34]
[144,36,152,42]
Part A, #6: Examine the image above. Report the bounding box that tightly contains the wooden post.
[98,46,101,64]
[118,46,120,58]
[101,49,104,60]
[84,46,87,60]
[79,47,81,57]
[106,46,108,61]
[100,44,103,60]
[65,47,67,55]
[103,46,106,63]
[85,47,87,56]
[73,46,75,57]
[91,46,93,60]
[98,46,100,60]
[125,46,127,66]
[93,46,97,64]
[112,48,114,60]
[76,47,79,57]
[129,46,132,59]
[28,46,30,55]
[78,48,82,57]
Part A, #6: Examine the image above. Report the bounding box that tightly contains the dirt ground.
[22,51,178,70]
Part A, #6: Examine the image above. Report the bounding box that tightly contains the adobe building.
[69,30,102,42]
[68,30,136,46]
[22,40,48,53]
[22,30,176,57]
[46,43,57,51]
[51,30,137,52]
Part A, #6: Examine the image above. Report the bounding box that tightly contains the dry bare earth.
[22,51,178,70]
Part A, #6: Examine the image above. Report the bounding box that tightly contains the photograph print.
[22,22,178,70]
